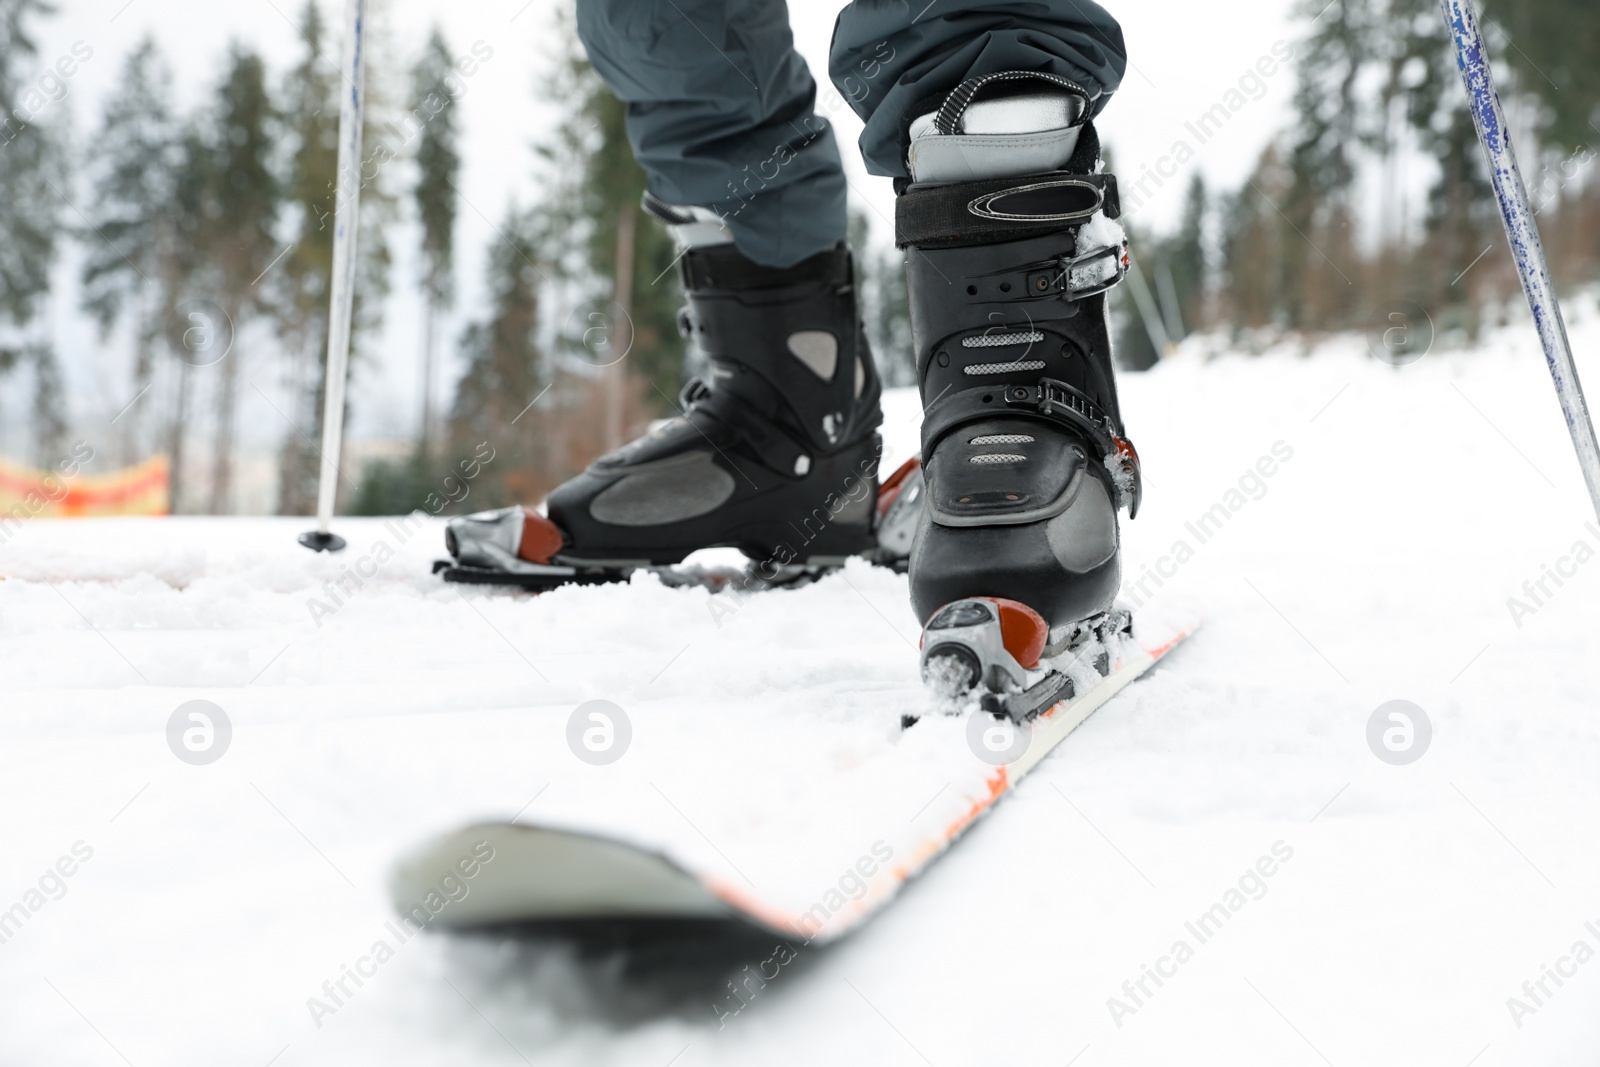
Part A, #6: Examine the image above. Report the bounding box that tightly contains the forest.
[1,0,1598,513]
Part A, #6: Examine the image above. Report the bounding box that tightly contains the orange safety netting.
[0,455,170,518]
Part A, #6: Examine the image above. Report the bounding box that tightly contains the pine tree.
[1480,0,1600,155]
[537,23,684,427]
[411,26,460,461]
[1168,174,1207,329]
[273,1,340,515]
[81,38,181,464]
[1221,143,1294,333]
[586,88,682,412]
[0,0,61,379]
[350,0,397,371]
[1400,0,1499,324]
[204,45,279,512]
[445,206,548,507]
[30,343,65,463]
[164,125,221,512]
[1280,0,1377,330]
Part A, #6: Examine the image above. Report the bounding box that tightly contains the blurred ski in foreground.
[388,606,1195,944]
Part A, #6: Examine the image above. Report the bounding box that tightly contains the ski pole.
[300,0,368,553]
[1440,0,1600,523]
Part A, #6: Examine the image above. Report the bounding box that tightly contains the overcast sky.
[22,0,1300,456]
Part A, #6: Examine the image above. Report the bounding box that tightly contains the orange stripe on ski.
[691,625,1195,941]
[900,766,1011,874]
[1142,632,1187,658]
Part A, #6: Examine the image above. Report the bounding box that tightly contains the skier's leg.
[830,0,1127,181]
[575,0,847,269]
[445,0,888,583]
[831,1,1137,636]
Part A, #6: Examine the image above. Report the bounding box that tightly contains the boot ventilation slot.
[969,453,1027,465]
[963,360,1046,375]
[962,330,1044,348]
[970,433,1035,445]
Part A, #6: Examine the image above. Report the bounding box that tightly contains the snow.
[1072,211,1128,292]
[6,317,1600,1065]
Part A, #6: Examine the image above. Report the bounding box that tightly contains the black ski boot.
[898,72,1142,641]
[440,231,894,591]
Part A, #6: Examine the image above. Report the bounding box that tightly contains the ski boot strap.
[919,376,1141,518]
[676,241,876,461]
[896,170,1122,251]
[677,376,815,479]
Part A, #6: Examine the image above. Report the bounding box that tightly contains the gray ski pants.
[575,0,1126,267]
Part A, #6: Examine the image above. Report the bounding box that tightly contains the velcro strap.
[921,377,1141,516]
[897,172,1120,250]
[921,379,1114,455]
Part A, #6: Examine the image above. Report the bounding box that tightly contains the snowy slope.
[5,319,1600,1066]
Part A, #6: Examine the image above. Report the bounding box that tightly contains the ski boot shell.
[897,72,1142,634]
[437,237,918,591]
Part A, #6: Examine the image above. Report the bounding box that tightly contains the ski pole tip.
[298,530,348,553]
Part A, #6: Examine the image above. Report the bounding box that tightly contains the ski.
[386,606,1195,944]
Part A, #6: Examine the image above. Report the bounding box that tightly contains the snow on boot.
[899,72,1141,644]
[440,200,896,591]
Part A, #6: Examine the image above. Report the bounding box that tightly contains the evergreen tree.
[163,125,222,512]
[1167,174,1207,329]
[583,84,681,407]
[1481,0,1600,154]
[1221,143,1294,333]
[81,38,181,464]
[537,24,684,421]
[350,0,397,363]
[444,206,547,507]
[30,343,65,463]
[411,26,460,461]
[273,0,340,515]
[1394,0,1498,325]
[0,0,61,375]
[204,45,279,512]
[1421,107,1498,332]
[1279,0,1377,330]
